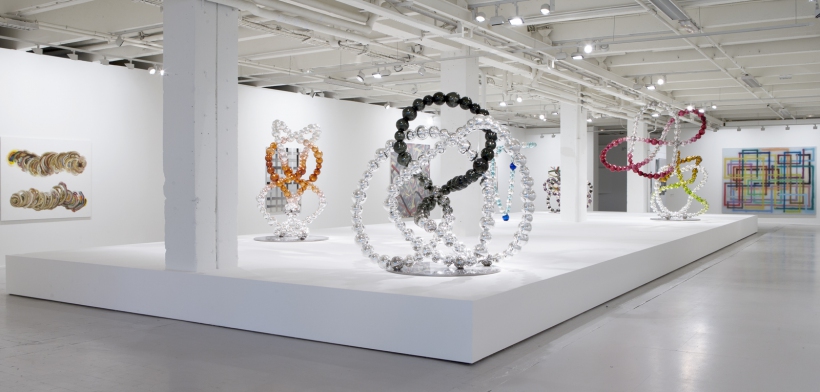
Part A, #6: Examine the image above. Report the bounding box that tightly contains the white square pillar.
[163,0,239,272]
[439,49,480,237]
[626,119,648,213]
[560,103,588,222]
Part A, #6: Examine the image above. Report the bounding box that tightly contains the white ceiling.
[1,0,818,129]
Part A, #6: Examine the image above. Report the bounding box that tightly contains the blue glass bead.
[509,162,517,171]
[502,214,510,221]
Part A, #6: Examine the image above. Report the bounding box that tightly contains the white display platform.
[6,212,757,363]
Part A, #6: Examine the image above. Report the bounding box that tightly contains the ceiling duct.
[740,74,762,88]
[648,0,689,21]
[324,78,373,90]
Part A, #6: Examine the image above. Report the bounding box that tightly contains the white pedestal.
[6,213,757,363]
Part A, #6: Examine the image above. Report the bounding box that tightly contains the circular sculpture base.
[387,264,501,277]
[649,217,701,222]
[253,235,329,242]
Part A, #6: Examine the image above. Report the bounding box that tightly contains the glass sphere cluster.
[543,167,593,213]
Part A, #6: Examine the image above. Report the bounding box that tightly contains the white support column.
[163,0,239,272]
[439,48,480,237]
[559,103,588,222]
[626,119,648,213]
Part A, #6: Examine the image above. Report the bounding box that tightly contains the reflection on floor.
[1,223,818,391]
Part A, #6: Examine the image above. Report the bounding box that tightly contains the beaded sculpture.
[543,167,593,213]
[489,142,537,221]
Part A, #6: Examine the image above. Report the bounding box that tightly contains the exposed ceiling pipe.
[212,0,372,45]
[252,0,373,35]
[35,21,163,51]
[279,0,369,23]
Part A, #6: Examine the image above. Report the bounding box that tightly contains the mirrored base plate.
[253,235,329,242]
[387,265,501,277]
[650,218,701,221]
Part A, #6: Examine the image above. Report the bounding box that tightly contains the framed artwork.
[722,147,815,215]
[0,137,92,221]
[390,143,431,218]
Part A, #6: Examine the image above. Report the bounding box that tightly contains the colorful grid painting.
[722,147,815,214]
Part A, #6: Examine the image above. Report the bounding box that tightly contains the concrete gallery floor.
[1,223,818,392]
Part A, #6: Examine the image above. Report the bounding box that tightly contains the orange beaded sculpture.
[256,120,326,240]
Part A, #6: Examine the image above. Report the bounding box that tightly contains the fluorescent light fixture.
[740,74,762,88]
[418,65,426,76]
[541,3,551,15]
[489,15,506,26]
[325,77,373,90]
[0,16,39,31]
[649,0,689,21]
[475,12,486,22]
[583,43,593,54]
[148,67,156,75]
[571,51,584,60]
[372,70,382,79]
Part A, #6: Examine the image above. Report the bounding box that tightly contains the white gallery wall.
[0,49,165,265]
[664,125,820,224]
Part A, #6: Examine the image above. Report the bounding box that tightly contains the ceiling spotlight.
[551,134,556,138]
[115,35,124,47]
[394,64,403,72]
[540,3,551,15]
[33,46,43,55]
[356,71,365,82]
[540,134,545,138]
[475,11,486,22]
[539,114,545,120]
[418,65,426,76]
[814,124,818,130]
[516,94,523,103]
[646,84,656,90]
[586,116,592,123]
[125,62,135,69]
[551,110,559,116]
[555,52,568,60]
[100,57,109,66]
[384,103,390,109]
[382,68,391,77]
[500,100,507,107]
[633,81,644,90]
[309,89,316,98]
[711,103,717,109]
[159,68,165,76]
[761,126,765,131]
[651,112,660,118]
[698,108,705,113]
[305,69,313,74]
[686,104,694,111]
[657,75,665,85]
[786,125,791,130]
[571,51,584,60]
[148,67,156,75]
[372,70,382,79]
[583,43,593,54]
[67,52,78,61]
[489,15,506,26]
[737,127,741,132]
[509,3,524,25]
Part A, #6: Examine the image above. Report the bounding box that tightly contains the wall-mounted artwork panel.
[1,137,92,221]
